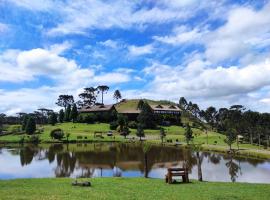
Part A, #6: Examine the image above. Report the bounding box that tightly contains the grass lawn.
[1,122,270,159]
[0,178,269,200]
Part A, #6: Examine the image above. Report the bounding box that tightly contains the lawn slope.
[0,178,269,200]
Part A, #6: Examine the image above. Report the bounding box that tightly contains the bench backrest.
[168,168,187,172]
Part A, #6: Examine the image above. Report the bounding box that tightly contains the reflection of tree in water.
[225,156,241,182]
[208,153,221,165]
[20,145,39,166]
[76,168,95,178]
[55,152,77,177]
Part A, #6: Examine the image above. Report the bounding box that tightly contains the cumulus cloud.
[128,44,154,56]
[143,58,270,100]
[205,3,270,63]
[0,44,132,114]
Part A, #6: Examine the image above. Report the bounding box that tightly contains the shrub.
[128,121,138,129]
[50,128,64,140]
[110,121,118,130]
[29,135,40,143]
[84,113,96,124]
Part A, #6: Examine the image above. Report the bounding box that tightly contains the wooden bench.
[165,168,189,184]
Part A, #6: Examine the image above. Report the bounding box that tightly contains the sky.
[1,0,270,115]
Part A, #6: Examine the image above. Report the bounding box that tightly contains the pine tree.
[70,104,78,123]
[59,109,64,123]
[49,112,58,126]
[64,105,71,122]
[25,117,36,135]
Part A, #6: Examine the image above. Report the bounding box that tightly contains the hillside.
[115,99,177,113]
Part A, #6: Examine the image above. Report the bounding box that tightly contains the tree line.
[179,97,270,148]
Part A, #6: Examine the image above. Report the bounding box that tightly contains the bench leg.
[165,175,168,183]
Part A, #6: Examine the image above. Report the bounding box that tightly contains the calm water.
[0,143,270,183]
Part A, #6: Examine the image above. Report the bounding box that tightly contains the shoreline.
[1,139,270,160]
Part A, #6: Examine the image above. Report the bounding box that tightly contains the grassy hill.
[115,99,177,113]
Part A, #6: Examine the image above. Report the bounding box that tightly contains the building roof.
[149,104,181,112]
[79,104,115,112]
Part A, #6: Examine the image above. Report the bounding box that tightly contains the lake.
[0,143,270,183]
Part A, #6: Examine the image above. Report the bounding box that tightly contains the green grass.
[115,98,176,113]
[1,122,270,159]
[0,178,269,200]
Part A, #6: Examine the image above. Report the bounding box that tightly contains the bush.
[84,113,96,124]
[50,128,64,140]
[110,121,118,130]
[128,121,138,129]
[29,135,40,143]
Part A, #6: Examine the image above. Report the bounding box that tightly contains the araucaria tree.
[55,95,74,110]
[70,104,78,122]
[79,87,97,107]
[25,117,36,135]
[49,112,58,126]
[97,85,109,105]
[185,124,193,145]
[64,105,72,122]
[58,109,64,123]
[137,101,156,129]
[113,90,122,103]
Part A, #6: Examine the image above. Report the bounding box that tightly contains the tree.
[22,115,29,131]
[224,129,236,151]
[137,124,145,141]
[122,125,130,139]
[0,113,5,134]
[160,127,166,144]
[185,124,193,145]
[58,109,64,123]
[179,97,187,110]
[70,104,78,123]
[79,87,97,107]
[137,102,156,129]
[64,105,71,122]
[25,117,36,135]
[204,106,218,130]
[97,85,109,105]
[49,112,58,126]
[113,90,122,103]
[117,114,127,132]
[55,95,74,110]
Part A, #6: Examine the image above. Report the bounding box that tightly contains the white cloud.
[0,45,132,114]
[99,40,118,49]
[143,58,270,101]
[6,0,55,11]
[0,23,9,33]
[205,3,270,63]
[128,44,154,56]
[43,0,194,36]
[153,25,207,45]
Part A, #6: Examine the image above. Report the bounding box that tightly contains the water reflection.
[0,143,269,183]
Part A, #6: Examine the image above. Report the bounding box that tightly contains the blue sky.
[1,0,270,115]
